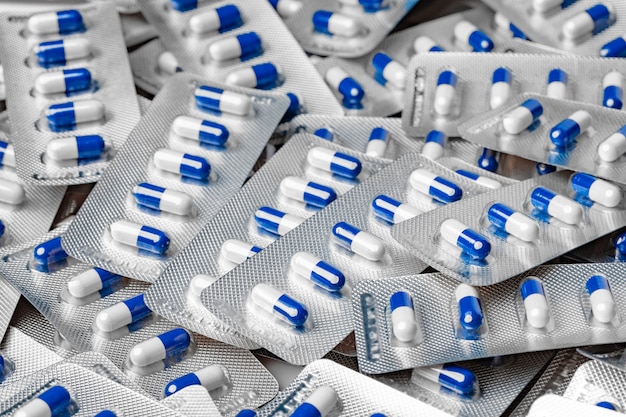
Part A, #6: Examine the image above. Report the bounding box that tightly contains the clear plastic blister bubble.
[515,276,556,335]
[580,274,621,329]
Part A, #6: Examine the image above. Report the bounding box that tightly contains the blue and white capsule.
[269,0,302,17]
[254,206,305,237]
[36,38,91,67]
[67,267,122,298]
[290,252,345,292]
[502,98,543,135]
[250,283,309,327]
[371,195,419,224]
[188,4,242,35]
[493,12,528,40]
[536,163,556,176]
[366,126,390,157]
[490,67,512,110]
[414,364,478,396]
[586,275,616,324]
[35,68,92,95]
[454,20,494,52]
[28,9,84,35]
[0,141,15,168]
[95,293,152,332]
[562,4,615,40]
[409,168,463,204]
[129,328,191,367]
[46,135,104,161]
[371,52,406,89]
[602,71,624,109]
[598,125,626,162]
[550,110,592,148]
[153,149,211,181]
[314,128,334,141]
[520,277,550,329]
[312,10,362,37]
[291,386,338,417]
[421,130,446,160]
[225,62,280,89]
[14,385,71,417]
[413,36,445,53]
[0,178,25,205]
[172,115,229,147]
[332,221,385,261]
[442,220,491,261]
[571,173,621,208]
[194,85,252,116]
[46,100,105,132]
[531,187,583,225]
[456,169,502,190]
[220,239,261,264]
[33,236,68,265]
[207,32,263,62]
[307,146,362,179]
[434,70,458,116]
[455,283,484,330]
[325,66,365,110]
[110,220,171,255]
[601,35,626,57]
[164,364,227,397]
[133,182,194,216]
[488,203,539,242]
[547,68,568,100]
[533,0,578,13]
[279,176,337,208]
[477,148,499,172]
[390,291,419,343]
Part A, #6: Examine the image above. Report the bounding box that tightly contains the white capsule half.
[0,178,25,205]
[293,386,338,417]
[188,274,218,299]
[599,127,626,162]
[220,239,261,264]
[413,36,444,53]
[158,51,180,76]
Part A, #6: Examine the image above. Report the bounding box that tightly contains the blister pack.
[458,93,626,183]
[352,263,626,374]
[62,74,290,283]
[527,394,620,417]
[159,385,222,417]
[561,359,626,412]
[118,12,158,48]
[0,4,141,186]
[0,273,19,343]
[88,0,142,15]
[130,39,180,96]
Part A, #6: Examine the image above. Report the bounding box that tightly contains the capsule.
[225,62,280,89]
[254,206,305,237]
[280,176,337,208]
[0,178,25,205]
[46,99,104,132]
[536,163,556,176]
[520,277,550,329]
[283,92,303,121]
[488,203,539,242]
[602,71,624,110]
[434,70,458,116]
[550,110,592,148]
[221,239,261,265]
[67,267,122,298]
[35,68,92,95]
[601,35,626,58]
[250,283,309,327]
[129,328,191,367]
[456,169,502,190]
[207,32,263,62]
[94,411,117,417]
[371,195,419,224]
[188,4,242,35]
[172,115,229,147]
[133,182,194,216]
[571,173,621,208]
[598,125,626,162]
[269,0,303,17]
[0,141,15,168]
[33,236,68,265]
[441,220,491,260]
[158,51,181,76]
[307,147,362,179]
[153,149,211,181]
[312,10,361,37]
[365,126,389,157]
[390,291,418,343]
[586,275,616,324]
[455,283,484,330]
[28,9,84,36]
[454,20,494,52]
[414,364,477,396]
[14,385,71,417]
[502,98,543,135]
[332,221,385,261]
[531,187,582,225]
[533,0,578,13]
[325,66,365,110]
[170,0,202,12]
[291,386,338,417]
[194,85,252,116]
[164,364,227,396]
[371,52,406,89]
[409,168,463,204]
[110,220,171,255]
[547,68,568,100]
[290,252,345,292]
[95,293,152,332]
[313,128,334,141]
[493,12,528,40]
[413,36,445,53]
[490,67,512,110]
[596,401,619,411]
[36,38,91,67]
[46,135,104,161]
[562,4,614,40]
[420,130,446,160]
[477,148,499,172]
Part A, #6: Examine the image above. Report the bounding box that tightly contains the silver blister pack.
[130,39,177,96]
[88,0,142,14]
[352,263,626,374]
[458,93,626,183]
[566,226,626,264]
[563,359,626,412]
[0,274,19,344]
[0,3,141,186]
[138,0,343,117]
[119,13,158,47]
[527,394,620,417]
[63,74,290,283]
[159,385,222,417]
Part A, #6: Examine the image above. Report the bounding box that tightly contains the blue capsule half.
[0,354,5,375]
[310,261,345,292]
[437,70,457,87]
[487,203,515,231]
[587,274,611,294]
[425,130,446,146]
[586,4,613,36]
[359,0,386,12]
[371,52,394,86]
[477,148,498,172]
[283,92,302,121]
[313,128,334,141]
[614,230,626,256]
[33,236,68,265]
[603,74,623,110]
[94,411,117,417]
[254,206,302,237]
[235,410,257,417]
[251,62,280,88]
[0,220,5,240]
[456,284,484,330]
[197,120,229,146]
[369,127,388,142]
[62,68,91,94]
[337,75,365,110]
[492,67,512,84]
[456,228,491,260]
[37,68,92,95]
[371,195,405,224]
[466,27,494,52]
[55,10,85,35]
[601,36,626,58]
[548,68,568,84]
[530,187,556,213]
[170,0,198,12]
[536,163,556,175]
[36,38,91,67]
[155,328,192,358]
[0,141,12,168]
[438,364,477,395]
[596,401,618,411]
[124,293,153,323]
[139,226,170,254]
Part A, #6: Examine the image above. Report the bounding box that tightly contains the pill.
[601,35,626,57]
[221,239,261,265]
[153,149,211,181]
[359,0,387,13]
[0,141,15,168]
[291,386,338,417]
[170,0,202,12]
[188,274,218,300]
[477,148,499,173]
[35,68,92,95]
[547,68,568,100]
[255,206,305,237]
[421,130,446,160]
[531,187,582,225]
[533,0,577,13]
[332,221,385,261]
[94,411,117,417]
[455,169,502,190]
[269,0,302,17]
[33,236,68,265]
[371,52,406,89]
[133,182,194,216]
[312,10,361,37]
[502,98,543,135]
[207,32,263,62]
[172,115,229,147]
[490,67,512,110]
[250,283,309,326]
[165,364,227,396]
[389,291,418,343]
[520,277,550,329]
[596,401,619,411]
[0,178,25,205]
[225,62,280,89]
[46,135,105,161]
[550,110,592,148]
[493,12,528,40]
[95,293,152,332]
[571,173,621,207]
[488,203,539,242]
[365,126,389,157]
[455,283,484,330]
[236,410,257,417]
[586,275,616,324]
[602,71,624,109]
[307,147,362,179]
[46,100,105,132]
[67,267,122,298]
[441,220,491,260]
[28,9,84,35]
[194,85,252,116]
[409,168,463,204]
[598,125,626,162]
[536,163,556,176]
[284,92,303,121]
[129,328,191,367]
[36,38,91,67]
[280,176,337,208]
[434,70,458,116]
[413,36,445,53]
[158,51,182,76]
[370,414,387,417]
[325,66,365,110]
[291,252,345,292]
[454,20,494,52]
[372,195,419,224]
[110,220,171,255]
[14,385,71,417]
[414,364,477,395]
[188,4,241,35]
[562,4,614,40]
[314,128,334,141]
